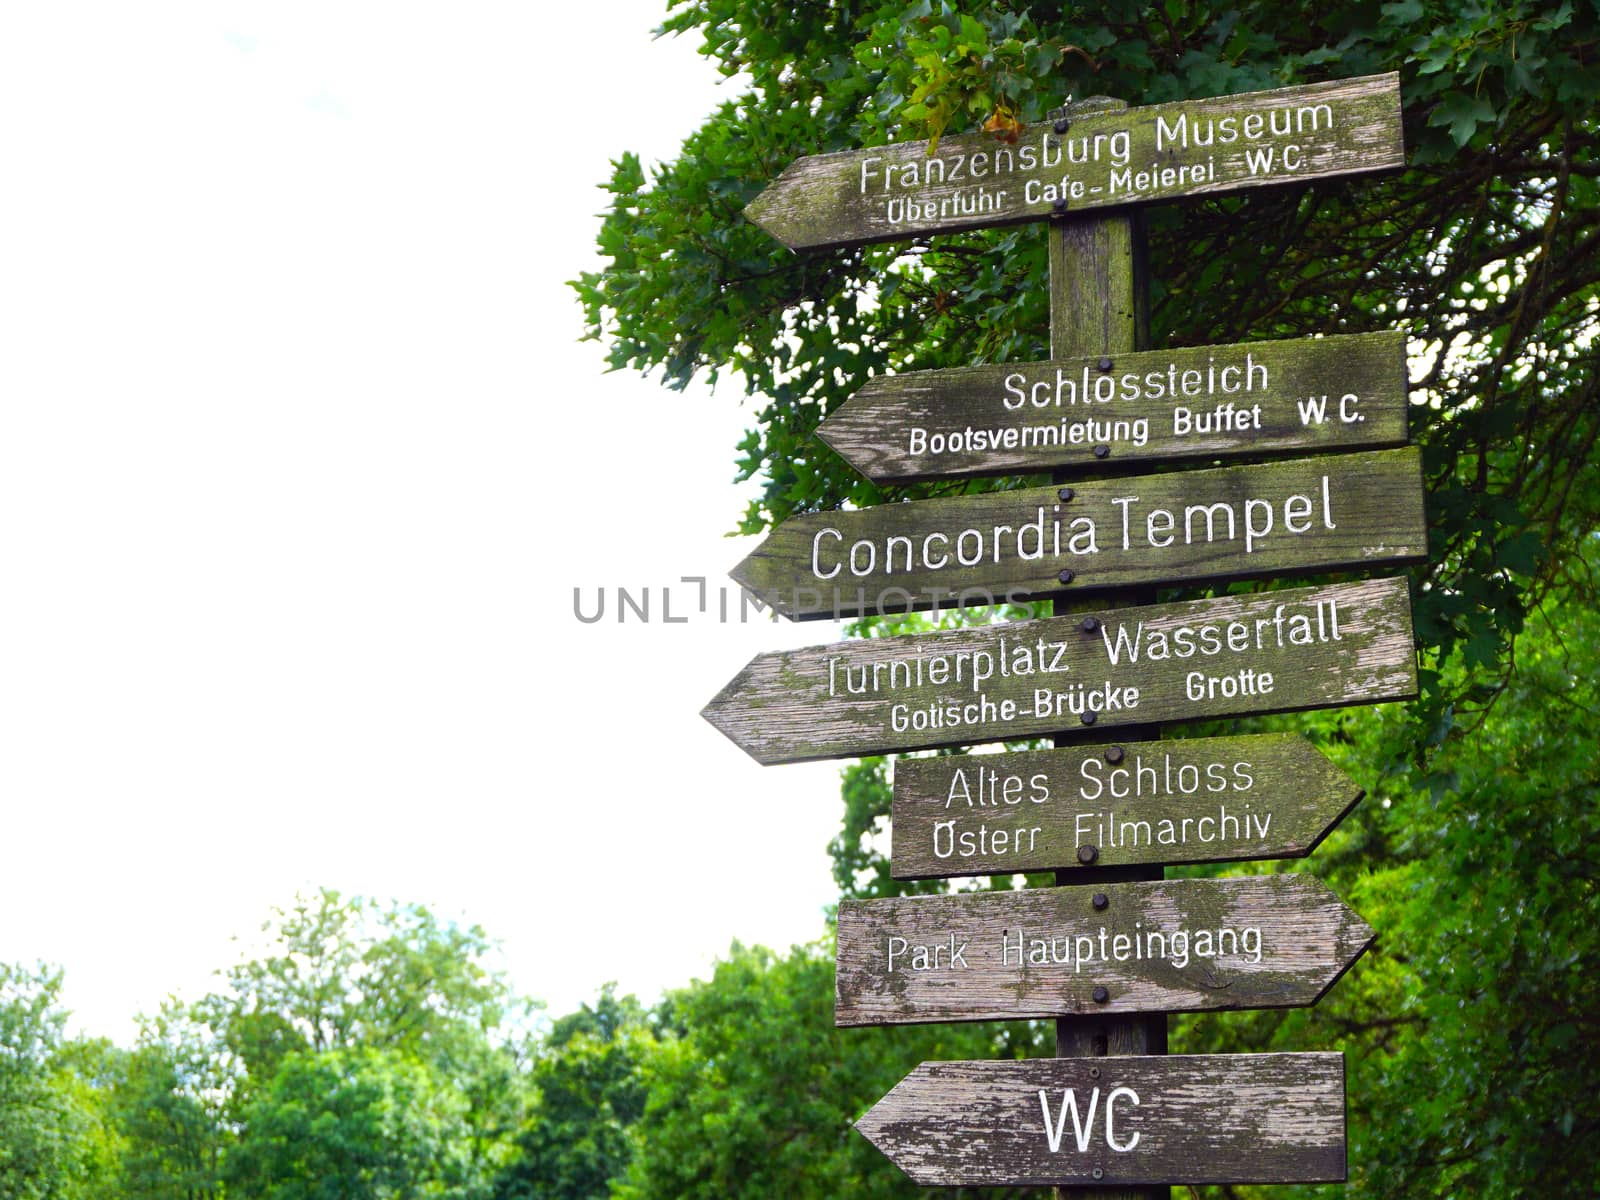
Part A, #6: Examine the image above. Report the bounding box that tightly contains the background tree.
[225,1045,474,1200]
[0,963,115,1199]
[493,984,654,1200]
[612,940,1038,1199]
[212,891,528,1200]
[107,1006,228,1200]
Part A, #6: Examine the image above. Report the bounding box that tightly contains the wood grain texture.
[892,733,1363,879]
[1043,151,1166,1200]
[855,1053,1345,1186]
[733,447,1425,620]
[702,576,1418,765]
[834,875,1374,1025]
[745,73,1402,250]
[817,332,1408,483]
[1048,155,1146,361]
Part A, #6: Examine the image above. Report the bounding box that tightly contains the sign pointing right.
[857,1053,1346,1187]
[892,732,1364,879]
[817,331,1408,483]
[835,875,1374,1026]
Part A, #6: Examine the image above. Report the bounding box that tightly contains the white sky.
[0,3,851,1039]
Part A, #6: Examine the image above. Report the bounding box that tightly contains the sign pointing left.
[745,73,1402,251]
[702,576,1417,764]
[733,447,1424,620]
[857,1053,1347,1187]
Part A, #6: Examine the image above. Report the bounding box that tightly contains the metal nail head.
[1092,892,1108,910]
[1080,615,1100,633]
[1077,844,1098,865]
[1058,486,1075,502]
[1057,569,1075,585]
[1097,356,1114,373]
[1093,444,1110,459]
[1105,745,1124,764]
[1092,986,1110,1004]
[1054,117,1071,134]
[1081,709,1097,725]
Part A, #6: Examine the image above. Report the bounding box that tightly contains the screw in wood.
[1092,986,1110,1004]
[1104,745,1125,764]
[1054,117,1071,134]
[1093,444,1110,459]
[1088,1066,1100,1079]
[1092,892,1109,911]
[1097,356,1114,372]
[1092,1167,1105,1181]
[1057,569,1075,584]
[1080,615,1100,633]
[1081,709,1097,725]
[1077,844,1098,865]
[1050,197,1069,218]
[1058,486,1075,501]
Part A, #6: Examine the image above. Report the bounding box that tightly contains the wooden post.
[1046,96,1168,1200]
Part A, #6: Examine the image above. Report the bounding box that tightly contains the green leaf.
[1428,92,1499,145]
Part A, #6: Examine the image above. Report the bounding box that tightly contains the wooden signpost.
[703,575,1416,764]
[745,73,1402,250]
[735,446,1425,619]
[855,1054,1346,1187]
[817,331,1408,483]
[835,875,1373,1026]
[712,66,1413,1196]
[891,733,1363,879]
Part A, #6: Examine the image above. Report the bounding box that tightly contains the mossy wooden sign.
[834,875,1373,1026]
[818,331,1408,483]
[891,732,1363,879]
[746,73,1402,250]
[702,576,1417,764]
[732,447,1425,620]
[856,1053,1346,1187]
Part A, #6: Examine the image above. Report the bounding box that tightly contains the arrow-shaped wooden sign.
[892,732,1363,879]
[835,874,1373,1026]
[856,1053,1346,1187]
[746,73,1402,251]
[702,576,1417,764]
[818,331,1408,483]
[733,447,1424,620]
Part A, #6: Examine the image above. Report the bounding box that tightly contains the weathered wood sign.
[702,576,1417,764]
[892,732,1363,879]
[855,1053,1346,1187]
[734,447,1424,619]
[835,875,1373,1025]
[745,73,1402,250]
[818,331,1408,483]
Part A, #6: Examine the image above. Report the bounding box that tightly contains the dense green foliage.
[578,0,1600,716]
[0,965,112,1199]
[2,892,534,1200]
[613,941,1039,1199]
[495,987,653,1199]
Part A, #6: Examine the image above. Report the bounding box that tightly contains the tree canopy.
[577,0,1600,714]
